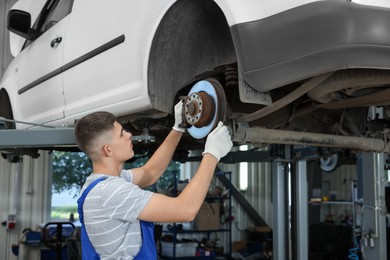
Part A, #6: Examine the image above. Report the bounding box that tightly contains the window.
[24,0,74,48]
[50,151,181,220]
[51,151,91,220]
[40,0,74,33]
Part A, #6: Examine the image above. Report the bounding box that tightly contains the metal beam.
[233,126,387,153]
[187,147,324,164]
[186,150,271,163]
[215,168,269,227]
[0,128,76,148]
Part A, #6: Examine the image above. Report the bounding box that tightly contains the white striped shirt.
[80,170,153,259]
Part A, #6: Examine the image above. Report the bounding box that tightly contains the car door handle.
[50,37,62,48]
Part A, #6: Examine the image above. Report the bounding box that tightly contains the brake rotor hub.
[184,91,215,128]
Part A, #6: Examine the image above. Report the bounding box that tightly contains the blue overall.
[77,177,157,259]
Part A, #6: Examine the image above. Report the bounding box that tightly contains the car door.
[17,0,73,125]
[61,0,170,121]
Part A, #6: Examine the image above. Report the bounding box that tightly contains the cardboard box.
[246,226,272,241]
[194,202,220,230]
[232,240,265,256]
[232,241,247,252]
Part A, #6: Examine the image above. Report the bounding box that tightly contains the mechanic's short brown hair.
[74,111,116,160]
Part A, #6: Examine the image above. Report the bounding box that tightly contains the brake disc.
[184,78,226,139]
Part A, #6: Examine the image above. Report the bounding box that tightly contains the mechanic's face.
[110,121,134,161]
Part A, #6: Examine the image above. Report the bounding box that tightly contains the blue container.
[26,231,41,245]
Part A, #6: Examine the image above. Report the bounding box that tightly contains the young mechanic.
[75,101,233,259]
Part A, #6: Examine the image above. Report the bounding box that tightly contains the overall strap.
[134,221,157,259]
[77,177,107,260]
[78,177,107,224]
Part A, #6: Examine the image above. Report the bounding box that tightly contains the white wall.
[0,152,52,260]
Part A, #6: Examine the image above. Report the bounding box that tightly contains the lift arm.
[0,128,76,149]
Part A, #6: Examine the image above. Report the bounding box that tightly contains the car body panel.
[214,0,390,26]
[61,0,176,123]
[230,1,390,92]
[214,0,319,25]
[16,15,69,124]
[353,0,390,8]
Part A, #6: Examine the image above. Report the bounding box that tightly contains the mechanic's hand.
[203,121,233,161]
[172,100,186,132]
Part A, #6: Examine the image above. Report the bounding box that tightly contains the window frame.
[23,0,74,49]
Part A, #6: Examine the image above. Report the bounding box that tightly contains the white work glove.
[202,121,233,161]
[172,100,186,132]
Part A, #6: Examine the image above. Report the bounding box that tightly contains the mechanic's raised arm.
[131,101,186,188]
[138,121,233,223]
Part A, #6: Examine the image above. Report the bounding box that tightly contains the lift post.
[272,160,288,260]
[285,151,388,260]
[358,153,388,259]
[271,145,310,260]
[295,160,308,260]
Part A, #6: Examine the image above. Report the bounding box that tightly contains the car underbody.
[123,66,390,160]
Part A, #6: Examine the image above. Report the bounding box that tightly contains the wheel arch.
[0,88,15,129]
[147,0,237,114]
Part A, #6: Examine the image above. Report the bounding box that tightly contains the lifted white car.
[2,0,390,160]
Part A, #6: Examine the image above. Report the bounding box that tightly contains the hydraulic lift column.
[271,146,311,260]
[359,152,387,259]
[272,160,287,260]
[295,160,308,260]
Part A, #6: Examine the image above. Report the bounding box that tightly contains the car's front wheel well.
[0,89,15,129]
[147,0,237,114]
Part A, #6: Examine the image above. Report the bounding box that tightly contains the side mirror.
[7,9,34,40]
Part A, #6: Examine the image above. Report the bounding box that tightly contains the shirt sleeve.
[121,169,133,182]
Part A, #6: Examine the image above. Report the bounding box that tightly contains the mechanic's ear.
[102,145,113,157]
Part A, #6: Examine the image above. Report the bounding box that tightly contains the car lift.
[267,147,387,260]
[0,124,388,260]
[187,142,388,260]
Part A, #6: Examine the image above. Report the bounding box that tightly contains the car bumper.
[231,1,390,92]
